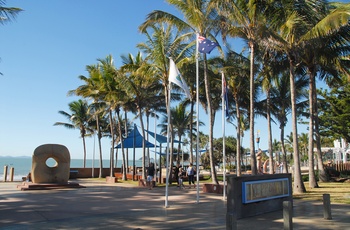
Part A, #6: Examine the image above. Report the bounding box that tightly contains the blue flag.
[198,35,218,54]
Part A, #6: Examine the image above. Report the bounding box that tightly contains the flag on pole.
[169,58,191,99]
[198,35,218,54]
[222,74,230,119]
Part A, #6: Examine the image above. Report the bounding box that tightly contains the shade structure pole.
[159,144,162,184]
[133,124,136,181]
[154,115,157,182]
[196,33,200,203]
[165,82,171,208]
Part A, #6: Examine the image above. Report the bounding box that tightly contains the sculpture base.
[17,182,85,191]
[106,176,118,183]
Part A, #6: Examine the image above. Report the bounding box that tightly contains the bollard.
[283,201,293,230]
[323,194,332,220]
[3,165,8,182]
[10,167,14,182]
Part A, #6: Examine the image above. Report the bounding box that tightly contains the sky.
[0,0,312,161]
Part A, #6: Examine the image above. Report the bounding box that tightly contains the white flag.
[169,59,191,100]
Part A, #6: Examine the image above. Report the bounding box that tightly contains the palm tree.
[270,71,308,174]
[138,22,193,180]
[68,64,105,178]
[0,1,22,25]
[298,133,309,163]
[180,59,202,164]
[171,102,198,164]
[121,52,163,179]
[95,55,130,180]
[0,1,22,75]
[299,2,350,186]
[272,138,282,166]
[265,0,350,193]
[210,51,250,176]
[211,0,273,175]
[54,100,93,168]
[256,44,289,175]
[140,0,222,184]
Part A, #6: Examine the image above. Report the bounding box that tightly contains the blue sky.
[1,0,312,160]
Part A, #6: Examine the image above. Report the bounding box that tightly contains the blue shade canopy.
[144,129,181,144]
[115,125,156,148]
[150,150,181,156]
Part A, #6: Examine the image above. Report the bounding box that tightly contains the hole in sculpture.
[46,157,58,168]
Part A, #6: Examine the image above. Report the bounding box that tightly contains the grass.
[293,181,350,204]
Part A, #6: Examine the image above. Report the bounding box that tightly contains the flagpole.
[196,33,200,203]
[165,81,171,208]
[222,71,226,200]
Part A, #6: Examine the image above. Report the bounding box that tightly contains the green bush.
[340,170,350,178]
[301,171,319,182]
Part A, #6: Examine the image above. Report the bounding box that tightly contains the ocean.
[0,157,144,181]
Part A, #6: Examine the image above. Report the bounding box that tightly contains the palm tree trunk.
[168,126,175,184]
[203,55,218,184]
[289,61,306,193]
[249,43,257,175]
[146,113,150,166]
[236,100,242,176]
[124,112,129,173]
[96,115,103,178]
[117,109,127,181]
[138,106,146,180]
[108,109,115,178]
[280,126,288,173]
[313,79,329,182]
[308,74,318,188]
[189,101,195,163]
[267,88,274,174]
[82,136,87,168]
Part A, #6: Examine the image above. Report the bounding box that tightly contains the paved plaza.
[0,179,349,229]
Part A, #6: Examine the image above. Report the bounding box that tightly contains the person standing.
[178,167,185,189]
[174,163,180,187]
[146,163,155,190]
[186,163,195,188]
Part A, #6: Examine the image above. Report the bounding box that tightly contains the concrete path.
[0,179,349,229]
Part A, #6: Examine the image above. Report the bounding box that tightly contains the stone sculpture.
[31,144,70,183]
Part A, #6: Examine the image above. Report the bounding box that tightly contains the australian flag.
[198,35,218,54]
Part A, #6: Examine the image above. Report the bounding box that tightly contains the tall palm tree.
[265,0,350,193]
[257,45,289,175]
[211,0,272,175]
[180,59,203,164]
[140,0,222,184]
[68,65,105,178]
[300,2,350,186]
[54,100,93,168]
[95,55,130,180]
[270,71,308,174]
[138,22,193,180]
[210,51,250,176]
[121,52,163,179]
